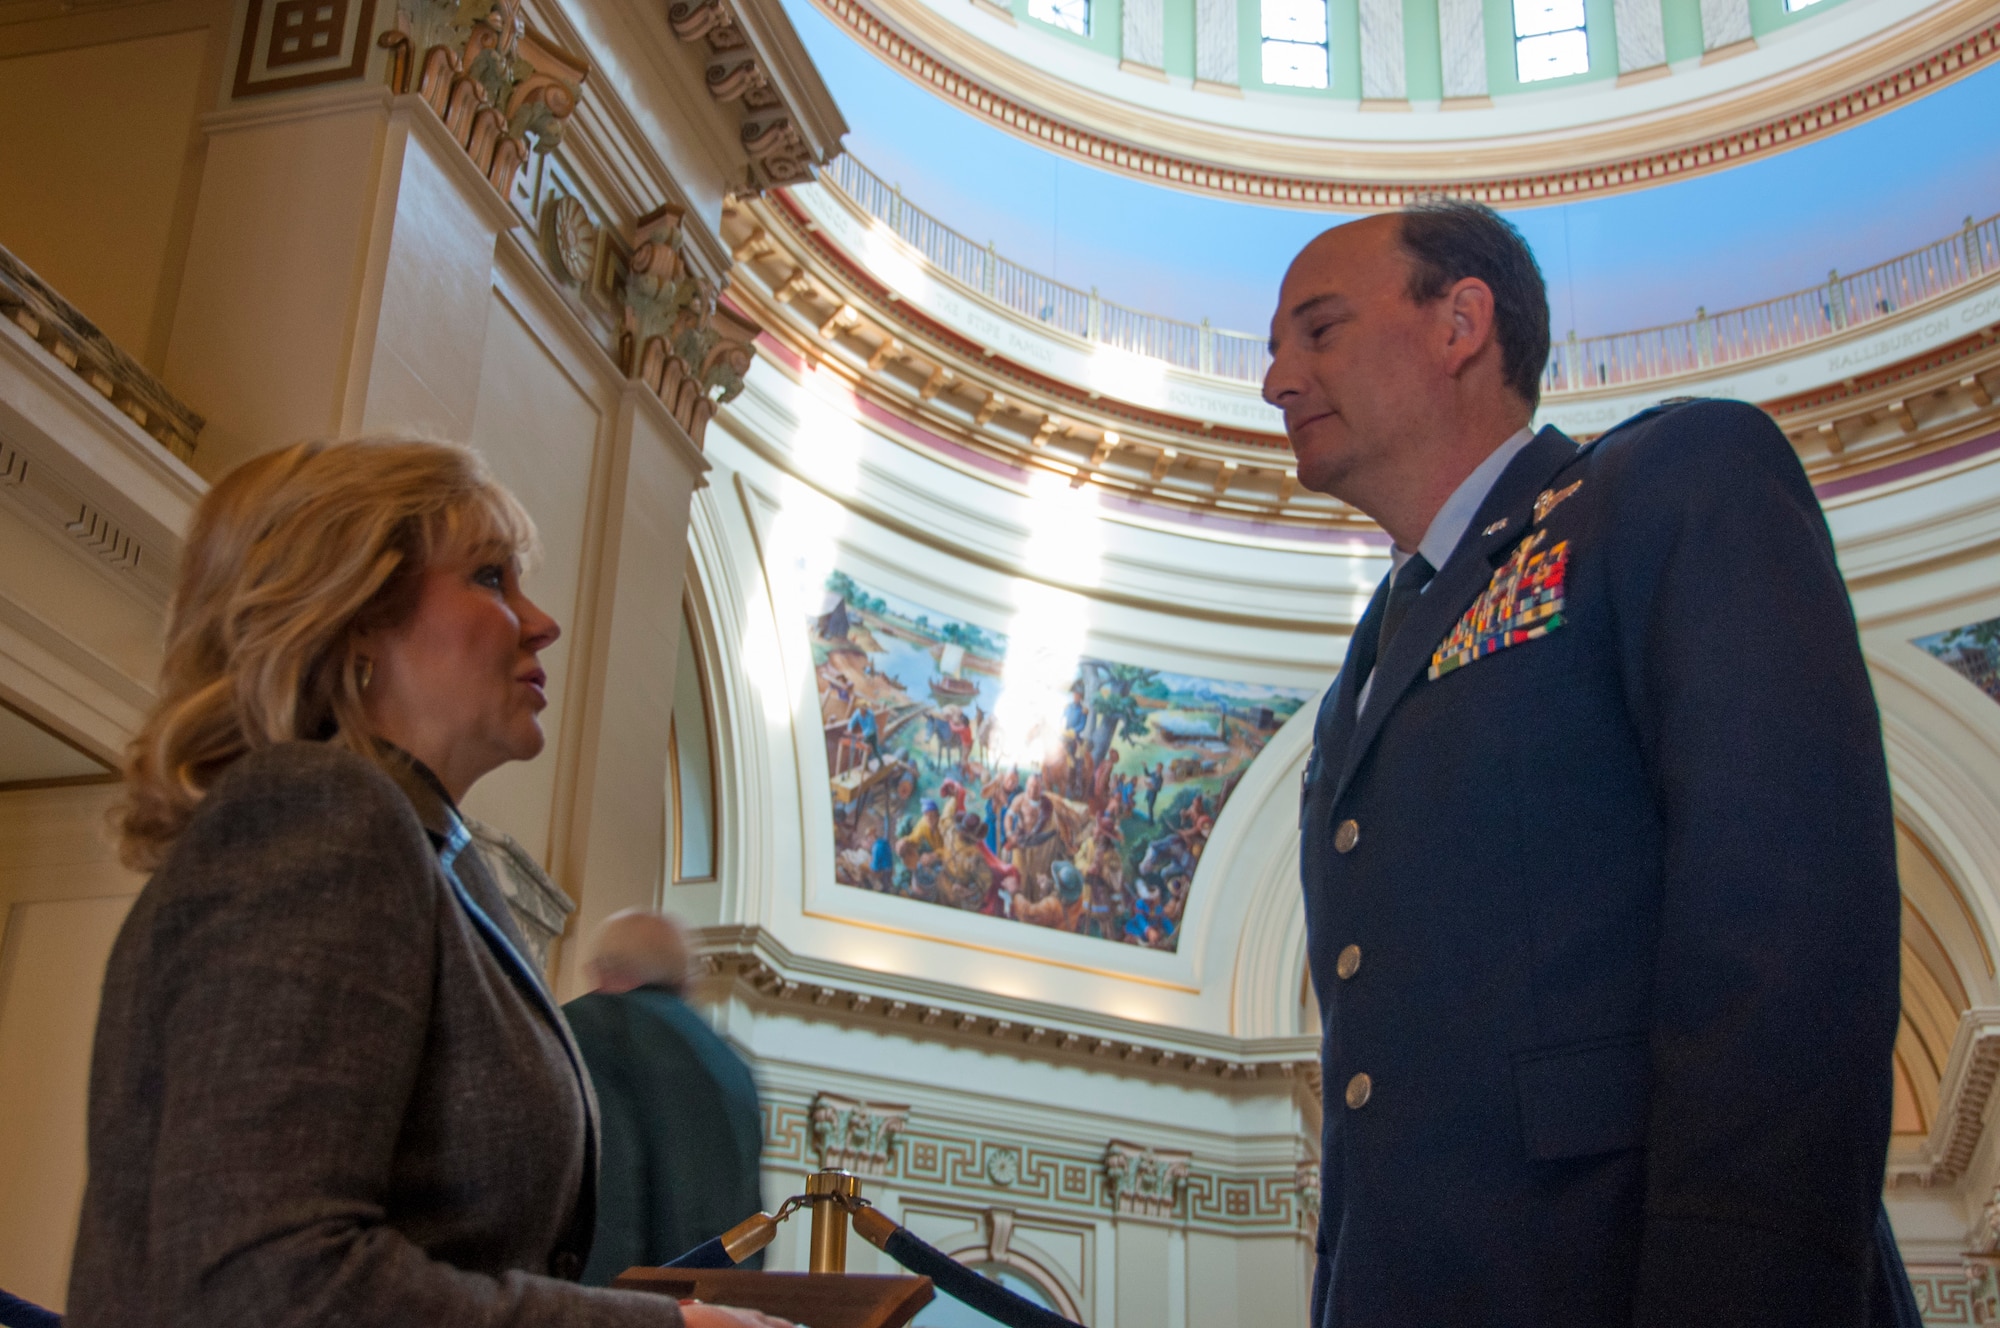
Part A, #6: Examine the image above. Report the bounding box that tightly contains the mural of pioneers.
[1914,615,2000,704]
[811,570,1312,951]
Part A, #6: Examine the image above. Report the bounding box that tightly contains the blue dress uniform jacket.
[1300,402,1909,1327]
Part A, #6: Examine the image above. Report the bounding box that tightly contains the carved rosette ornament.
[666,0,815,191]
[538,195,598,285]
[1103,1139,1190,1220]
[619,204,759,446]
[379,0,588,197]
[809,1092,910,1176]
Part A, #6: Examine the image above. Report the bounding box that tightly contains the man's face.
[1263,217,1442,500]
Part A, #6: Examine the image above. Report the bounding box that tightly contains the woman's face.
[359,547,561,800]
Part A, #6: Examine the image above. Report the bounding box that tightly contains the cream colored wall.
[0,1,227,371]
[0,785,140,1310]
[0,20,718,1295]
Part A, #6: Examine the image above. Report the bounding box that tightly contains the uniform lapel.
[1329,427,1580,808]
[1313,570,1392,786]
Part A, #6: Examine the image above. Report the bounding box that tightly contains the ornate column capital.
[1103,1139,1191,1219]
[378,0,589,198]
[809,1092,911,1175]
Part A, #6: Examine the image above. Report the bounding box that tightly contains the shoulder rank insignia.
[1481,517,1509,537]
[1533,480,1582,524]
[1428,528,1570,681]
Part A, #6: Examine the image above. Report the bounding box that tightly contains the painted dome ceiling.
[785,0,1997,202]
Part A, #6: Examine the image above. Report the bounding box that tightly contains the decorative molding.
[0,246,203,464]
[377,0,588,199]
[666,0,821,191]
[1906,1264,1979,1323]
[694,926,1323,1091]
[1103,1139,1190,1219]
[233,0,379,98]
[727,185,2000,528]
[807,0,2000,205]
[761,1095,1314,1235]
[1888,1009,2000,1188]
[465,817,576,973]
[619,205,761,447]
[1292,1160,1320,1234]
[810,1091,911,1174]
[64,506,140,572]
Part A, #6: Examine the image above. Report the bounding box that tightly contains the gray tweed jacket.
[65,741,681,1327]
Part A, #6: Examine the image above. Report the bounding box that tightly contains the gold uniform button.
[1345,1072,1372,1109]
[1336,944,1361,980]
[1334,819,1360,853]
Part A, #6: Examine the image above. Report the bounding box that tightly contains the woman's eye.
[473,564,507,591]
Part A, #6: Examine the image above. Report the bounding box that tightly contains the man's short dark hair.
[1396,200,1551,406]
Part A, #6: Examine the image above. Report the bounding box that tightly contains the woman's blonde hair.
[119,436,536,869]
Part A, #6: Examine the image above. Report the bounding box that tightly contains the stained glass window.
[1514,0,1588,81]
[1262,0,1329,88]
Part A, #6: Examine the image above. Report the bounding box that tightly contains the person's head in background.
[587,909,691,995]
[120,436,559,869]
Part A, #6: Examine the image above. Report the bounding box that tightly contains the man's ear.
[1441,277,1497,379]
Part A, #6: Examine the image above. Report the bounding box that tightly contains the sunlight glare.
[990,472,1104,771]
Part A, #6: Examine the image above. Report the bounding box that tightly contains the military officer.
[1264,201,1918,1327]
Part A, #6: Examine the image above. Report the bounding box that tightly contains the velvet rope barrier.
[0,1289,60,1328]
[848,1205,1084,1328]
[662,1208,788,1269]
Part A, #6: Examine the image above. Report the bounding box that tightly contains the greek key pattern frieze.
[762,1092,1309,1234]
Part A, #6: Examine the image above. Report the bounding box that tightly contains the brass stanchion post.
[804,1169,859,1272]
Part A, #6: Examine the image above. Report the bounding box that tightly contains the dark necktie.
[1371,552,1436,677]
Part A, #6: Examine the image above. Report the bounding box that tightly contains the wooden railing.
[816,156,2000,399]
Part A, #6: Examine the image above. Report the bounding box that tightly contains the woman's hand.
[680,1300,796,1328]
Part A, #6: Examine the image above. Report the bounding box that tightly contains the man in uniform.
[1264,201,1917,1326]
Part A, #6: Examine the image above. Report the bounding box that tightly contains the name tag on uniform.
[1429,529,1570,680]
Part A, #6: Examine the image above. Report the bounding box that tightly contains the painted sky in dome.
[784,0,2000,338]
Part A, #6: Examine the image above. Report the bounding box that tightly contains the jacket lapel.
[1313,570,1391,789]
[1329,428,1580,808]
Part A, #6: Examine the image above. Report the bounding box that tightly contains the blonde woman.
[67,438,785,1328]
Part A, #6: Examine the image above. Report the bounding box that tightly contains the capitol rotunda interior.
[2,0,2000,1315]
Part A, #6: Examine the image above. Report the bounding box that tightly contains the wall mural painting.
[811,571,1311,952]
[1914,616,2000,704]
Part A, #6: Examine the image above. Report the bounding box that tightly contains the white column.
[1614,0,1666,71]
[1123,0,1165,72]
[1195,0,1239,84]
[1699,0,1752,50]
[1438,0,1488,97]
[1360,0,1407,98]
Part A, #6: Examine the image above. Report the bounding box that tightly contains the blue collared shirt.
[1358,424,1536,714]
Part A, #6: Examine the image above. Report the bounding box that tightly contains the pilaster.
[1359,0,1406,100]
[1437,0,1487,98]
[1121,0,1166,74]
[1614,0,1667,73]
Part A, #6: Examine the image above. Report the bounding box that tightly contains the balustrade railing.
[817,156,2000,399]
